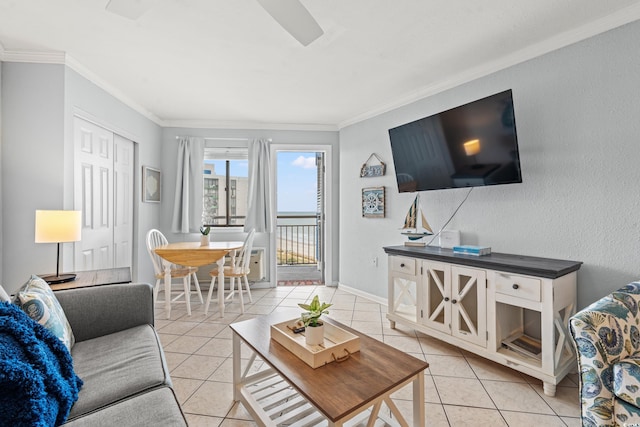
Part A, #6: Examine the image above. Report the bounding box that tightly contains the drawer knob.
[400,263,405,267]
[512,284,519,290]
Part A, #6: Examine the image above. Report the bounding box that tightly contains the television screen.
[388,90,522,192]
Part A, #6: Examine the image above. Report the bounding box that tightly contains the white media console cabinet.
[383,245,582,396]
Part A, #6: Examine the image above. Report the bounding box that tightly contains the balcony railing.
[277,214,318,266]
[204,214,319,266]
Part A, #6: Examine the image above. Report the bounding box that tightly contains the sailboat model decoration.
[402,195,433,247]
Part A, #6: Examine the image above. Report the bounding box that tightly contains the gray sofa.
[54,282,187,426]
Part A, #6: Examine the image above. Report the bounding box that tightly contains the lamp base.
[40,273,77,284]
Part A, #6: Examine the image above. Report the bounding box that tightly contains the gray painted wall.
[1,63,66,292]
[0,62,162,293]
[339,20,640,309]
[160,127,340,285]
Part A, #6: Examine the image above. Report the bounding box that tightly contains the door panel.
[275,149,326,286]
[315,152,325,283]
[75,118,113,270]
[451,266,487,347]
[74,117,134,272]
[113,135,134,268]
[423,261,451,333]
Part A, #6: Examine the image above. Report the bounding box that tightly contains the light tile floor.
[155,285,581,426]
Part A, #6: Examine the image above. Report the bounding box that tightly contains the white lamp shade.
[35,210,82,243]
[463,139,481,156]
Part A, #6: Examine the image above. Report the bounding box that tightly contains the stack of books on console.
[501,333,542,360]
[452,245,491,256]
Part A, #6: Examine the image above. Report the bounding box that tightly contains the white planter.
[200,235,210,246]
[305,323,325,346]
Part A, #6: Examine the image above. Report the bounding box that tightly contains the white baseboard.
[336,282,388,307]
[249,281,272,289]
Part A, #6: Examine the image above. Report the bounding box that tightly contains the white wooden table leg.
[233,332,241,401]
[217,255,226,318]
[163,261,171,319]
[413,371,425,427]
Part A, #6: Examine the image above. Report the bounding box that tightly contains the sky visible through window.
[205,152,318,214]
[205,160,248,176]
[277,152,317,213]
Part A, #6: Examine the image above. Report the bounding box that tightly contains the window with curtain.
[203,147,249,227]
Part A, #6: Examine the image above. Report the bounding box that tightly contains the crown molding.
[64,55,163,126]
[162,119,338,132]
[3,3,638,132]
[0,48,66,64]
[0,47,334,131]
[338,3,640,129]
[0,48,163,126]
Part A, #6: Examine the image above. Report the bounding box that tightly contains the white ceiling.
[1,0,640,129]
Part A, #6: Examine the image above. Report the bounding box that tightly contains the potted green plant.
[200,226,211,246]
[298,295,332,345]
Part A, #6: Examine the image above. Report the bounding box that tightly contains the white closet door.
[74,117,133,271]
[113,135,134,268]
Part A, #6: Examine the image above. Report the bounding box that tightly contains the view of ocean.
[276,212,319,264]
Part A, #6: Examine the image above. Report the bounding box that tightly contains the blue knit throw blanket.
[0,302,83,426]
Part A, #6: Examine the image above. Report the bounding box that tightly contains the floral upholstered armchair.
[569,282,640,427]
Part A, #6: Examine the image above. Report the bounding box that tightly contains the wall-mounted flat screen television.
[388,89,522,192]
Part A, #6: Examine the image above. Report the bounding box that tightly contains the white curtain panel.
[244,138,273,233]
[171,137,205,233]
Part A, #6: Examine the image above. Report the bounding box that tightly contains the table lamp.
[463,139,482,168]
[35,210,82,284]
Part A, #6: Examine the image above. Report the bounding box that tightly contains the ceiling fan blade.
[256,0,324,46]
[105,0,157,20]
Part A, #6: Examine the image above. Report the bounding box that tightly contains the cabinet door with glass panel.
[422,261,487,348]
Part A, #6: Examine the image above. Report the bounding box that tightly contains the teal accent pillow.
[13,275,75,350]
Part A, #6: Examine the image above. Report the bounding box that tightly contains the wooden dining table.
[154,241,244,318]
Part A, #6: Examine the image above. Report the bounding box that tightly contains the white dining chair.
[146,229,203,317]
[205,229,256,315]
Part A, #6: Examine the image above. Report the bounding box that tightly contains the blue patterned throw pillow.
[13,275,75,350]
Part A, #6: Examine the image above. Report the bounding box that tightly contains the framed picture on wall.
[362,187,385,218]
[142,166,161,203]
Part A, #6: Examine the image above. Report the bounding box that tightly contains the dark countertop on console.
[383,245,582,279]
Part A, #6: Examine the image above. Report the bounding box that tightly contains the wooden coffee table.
[230,311,428,426]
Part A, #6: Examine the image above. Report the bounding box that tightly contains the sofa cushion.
[614,356,640,407]
[63,387,187,427]
[55,283,155,343]
[13,275,75,350]
[67,324,171,420]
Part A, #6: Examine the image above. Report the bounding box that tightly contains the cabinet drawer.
[390,257,416,275]
[495,273,541,302]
